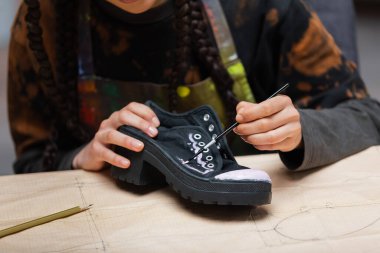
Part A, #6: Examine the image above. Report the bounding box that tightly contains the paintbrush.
[183,83,289,164]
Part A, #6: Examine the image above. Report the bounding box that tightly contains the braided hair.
[171,0,239,122]
[24,0,238,170]
[24,0,89,170]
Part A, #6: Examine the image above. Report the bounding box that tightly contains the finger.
[94,143,131,169]
[235,106,299,135]
[125,102,160,127]
[254,137,298,152]
[236,101,253,113]
[110,110,158,137]
[242,121,300,146]
[237,95,292,123]
[97,129,144,152]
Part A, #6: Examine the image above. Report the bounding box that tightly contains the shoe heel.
[111,147,165,186]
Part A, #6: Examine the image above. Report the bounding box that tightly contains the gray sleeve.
[279,98,380,170]
[55,145,86,171]
[14,144,85,173]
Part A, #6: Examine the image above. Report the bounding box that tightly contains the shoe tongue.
[156,126,223,178]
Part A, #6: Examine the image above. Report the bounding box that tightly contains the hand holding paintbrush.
[184,83,290,163]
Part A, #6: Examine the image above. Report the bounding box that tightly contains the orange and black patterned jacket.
[8,0,380,173]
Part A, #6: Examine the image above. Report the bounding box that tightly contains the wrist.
[71,143,91,170]
[72,154,80,170]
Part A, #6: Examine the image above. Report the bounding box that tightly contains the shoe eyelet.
[212,134,217,139]
[202,148,209,153]
[206,155,213,161]
[207,163,215,168]
[198,142,205,147]
[203,114,210,121]
[216,143,221,149]
[194,133,201,140]
[208,124,214,132]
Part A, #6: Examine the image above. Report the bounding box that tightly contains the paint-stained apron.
[77,0,256,155]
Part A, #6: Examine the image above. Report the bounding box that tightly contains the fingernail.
[236,114,244,122]
[152,117,160,127]
[132,140,144,149]
[236,108,245,122]
[148,126,158,136]
[121,159,130,168]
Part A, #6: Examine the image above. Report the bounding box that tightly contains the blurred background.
[0,0,379,175]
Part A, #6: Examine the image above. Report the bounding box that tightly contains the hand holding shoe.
[234,95,302,152]
[73,102,160,171]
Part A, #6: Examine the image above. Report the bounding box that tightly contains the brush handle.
[215,121,239,141]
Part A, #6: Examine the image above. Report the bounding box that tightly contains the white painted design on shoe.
[179,133,216,175]
[178,157,213,175]
[214,169,271,182]
[188,133,201,154]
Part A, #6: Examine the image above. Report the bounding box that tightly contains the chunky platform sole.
[111,127,272,206]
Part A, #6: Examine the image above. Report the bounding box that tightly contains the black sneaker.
[111,101,272,206]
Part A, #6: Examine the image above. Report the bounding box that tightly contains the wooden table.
[1,146,380,253]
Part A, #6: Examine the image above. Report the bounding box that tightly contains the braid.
[24,0,89,170]
[53,0,86,135]
[25,0,60,170]
[170,0,192,111]
[188,0,238,124]
[172,0,239,123]
[25,0,57,108]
